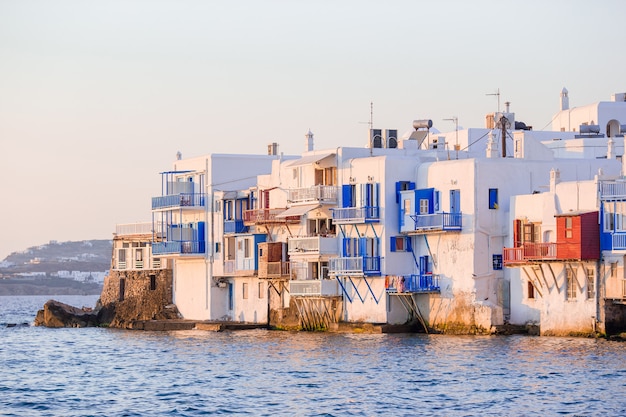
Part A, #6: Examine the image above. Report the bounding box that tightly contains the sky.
[1,0,625,259]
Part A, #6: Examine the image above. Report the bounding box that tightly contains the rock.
[34,300,100,328]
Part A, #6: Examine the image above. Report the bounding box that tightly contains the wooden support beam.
[546,263,560,294]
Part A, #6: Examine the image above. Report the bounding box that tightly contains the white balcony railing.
[288,185,338,204]
[288,236,337,255]
[289,279,340,296]
[115,222,164,237]
[600,180,626,199]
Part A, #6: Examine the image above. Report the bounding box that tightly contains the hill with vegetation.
[0,240,112,295]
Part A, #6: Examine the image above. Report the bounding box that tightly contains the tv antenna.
[486,88,501,113]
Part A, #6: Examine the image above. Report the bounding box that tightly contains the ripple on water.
[1,297,626,416]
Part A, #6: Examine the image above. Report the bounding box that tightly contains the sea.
[1,295,625,417]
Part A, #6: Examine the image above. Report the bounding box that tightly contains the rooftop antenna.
[359,101,375,156]
[486,88,501,113]
[443,116,459,159]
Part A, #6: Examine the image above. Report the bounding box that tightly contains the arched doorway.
[606,119,621,137]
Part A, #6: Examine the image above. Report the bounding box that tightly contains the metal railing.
[331,206,380,223]
[329,256,380,276]
[386,274,440,293]
[224,219,247,234]
[288,236,337,254]
[613,233,626,250]
[600,180,626,199]
[288,185,338,204]
[151,193,206,210]
[152,241,205,255]
[115,222,164,237]
[411,212,462,231]
[289,279,340,296]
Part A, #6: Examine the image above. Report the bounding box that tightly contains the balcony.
[152,193,206,210]
[600,180,626,200]
[243,208,299,225]
[386,274,440,293]
[224,219,248,234]
[328,256,380,276]
[288,236,337,255]
[115,222,164,237]
[410,212,462,234]
[258,261,290,279]
[288,185,338,204]
[152,241,205,256]
[289,279,340,296]
[612,233,626,250]
[503,243,557,266]
[331,206,380,224]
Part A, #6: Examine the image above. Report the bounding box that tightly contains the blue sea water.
[1,295,625,416]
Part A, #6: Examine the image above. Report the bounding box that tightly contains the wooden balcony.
[243,208,300,225]
[503,243,557,266]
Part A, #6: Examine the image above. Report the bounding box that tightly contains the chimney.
[267,142,278,156]
[305,130,314,152]
[560,87,569,111]
[486,131,498,158]
[550,168,560,193]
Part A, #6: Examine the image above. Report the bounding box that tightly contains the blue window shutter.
[390,236,397,252]
[489,188,498,209]
[406,237,412,252]
[342,185,353,208]
[395,182,402,203]
[359,237,367,256]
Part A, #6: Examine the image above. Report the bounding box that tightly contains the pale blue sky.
[0,0,624,259]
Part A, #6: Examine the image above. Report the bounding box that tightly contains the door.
[450,189,460,213]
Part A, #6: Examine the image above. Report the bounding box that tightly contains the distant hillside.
[0,240,112,295]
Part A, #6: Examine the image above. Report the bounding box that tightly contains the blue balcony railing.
[331,206,380,224]
[152,241,205,255]
[386,274,440,293]
[224,219,248,234]
[329,256,380,276]
[411,212,462,232]
[152,193,206,210]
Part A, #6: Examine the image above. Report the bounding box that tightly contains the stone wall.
[603,299,626,335]
[100,269,176,328]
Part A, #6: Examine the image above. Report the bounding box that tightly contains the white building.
[127,89,626,334]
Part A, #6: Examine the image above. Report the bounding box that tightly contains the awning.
[276,204,321,218]
[287,153,335,167]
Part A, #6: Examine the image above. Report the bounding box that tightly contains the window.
[228,283,234,310]
[419,199,429,214]
[492,254,503,270]
[390,236,411,252]
[242,282,249,299]
[258,282,264,299]
[566,269,577,300]
[527,281,535,299]
[489,188,498,209]
[215,242,221,253]
[611,262,618,278]
[404,199,411,215]
[150,274,156,291]
[244,239,250,258]
[565,217,573,239]
[586,268,595,299]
